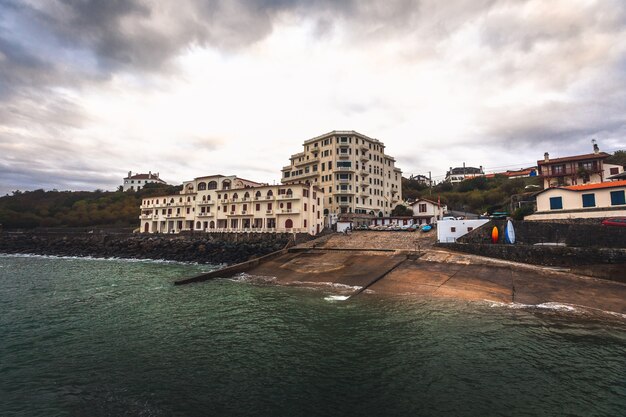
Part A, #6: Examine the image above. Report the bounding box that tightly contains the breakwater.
[0,232,314,264]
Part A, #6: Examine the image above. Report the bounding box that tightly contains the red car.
[601,217,626,227]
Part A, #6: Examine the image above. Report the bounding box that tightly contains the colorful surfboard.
[491,226,499,243]
[505,220,516,244]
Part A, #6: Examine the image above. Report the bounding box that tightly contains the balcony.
[198,212,213,217]
[337,201,351,207]
[335,166,354,172]
[360,154,368,162]
[337,178,351,184]
[277,209,299,214]
[279,194,298,199]
[197,200,214,205]
[266,209,273,215]
[360,144,368,151]
[360,182,370,187]
[336,189,355,195]
[360,170,370,176]
[338,153,351,160]
[294,156,319,167]
[219,199,228,204]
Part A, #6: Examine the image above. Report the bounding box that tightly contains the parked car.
[601,217,626,227]
[440,216,456,221]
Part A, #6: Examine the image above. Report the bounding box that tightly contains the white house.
[437,219,490,243]
[410,198,447,224]
[123,171,166,191]
[526,179,626,221]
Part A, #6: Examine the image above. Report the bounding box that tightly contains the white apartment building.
[123,171,166,191]
[281,131,402,218]
[140,175,324,235]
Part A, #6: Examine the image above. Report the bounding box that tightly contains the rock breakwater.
[0,232,312,264]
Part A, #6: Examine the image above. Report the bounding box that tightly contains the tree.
[391,204,413,216]
[606,150,626,166]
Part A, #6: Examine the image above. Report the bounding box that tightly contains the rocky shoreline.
[0,232,313,264]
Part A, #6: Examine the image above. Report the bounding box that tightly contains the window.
[549,196,563,210]
[582,193,595,208]
[610,167,619,175]
[418,203,427,213]
[451,227,456,232]
[610,190,626,205]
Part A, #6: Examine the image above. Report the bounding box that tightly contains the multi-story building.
[123,171,166,191]
[281,131,402,218]
[537,143,611,189]
[139,175,324,235]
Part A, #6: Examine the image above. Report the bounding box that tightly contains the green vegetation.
[402,175,542,216]
[605,150,626,166]
[0,183,181,229]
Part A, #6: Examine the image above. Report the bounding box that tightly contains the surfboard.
[505,219,516,244]
[491,226,499,243]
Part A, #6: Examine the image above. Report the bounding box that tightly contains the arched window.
[232,193,239,200]
[209,221,215,229]
[244,192,250,199]
[144,223,149,233]
[286,188,293,196]
[208,181,217,190]
[267,190,274,197]
[202,195,206,201]
[196,221,201,229]
[197,182,207,191]
[170,198,174,203]
[255,191,262,198]
[324,209,329,215]
[179,197,182,203]
[285,219,293,229]
[222,180,231,190]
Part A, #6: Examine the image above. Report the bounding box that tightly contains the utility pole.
[429,171,432,196]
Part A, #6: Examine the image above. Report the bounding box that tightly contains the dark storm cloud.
[1,0,626,192]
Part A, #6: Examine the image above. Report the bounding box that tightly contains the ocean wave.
[484,300,626,319]
[324,295,350,301]
[289,281,363,291]
[0,252,215,267]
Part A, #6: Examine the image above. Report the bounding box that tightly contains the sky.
[1,0,625,195]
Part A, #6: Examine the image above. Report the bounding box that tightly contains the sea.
[0,254,625,417]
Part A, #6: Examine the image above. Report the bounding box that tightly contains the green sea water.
[0,254,625,417]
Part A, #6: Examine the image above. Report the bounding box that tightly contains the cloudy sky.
[1,0,625,194]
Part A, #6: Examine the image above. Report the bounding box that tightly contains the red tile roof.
[537,152,610,165]
[565,180,626,191]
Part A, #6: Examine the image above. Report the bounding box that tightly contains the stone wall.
[0,232,315,264]
[458,220,626,248]
[442,242,626,282]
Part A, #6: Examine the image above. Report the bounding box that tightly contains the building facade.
[410,198,447,224]
[123,171,166,191]
[139,175,324,235]
[526,180,626,221]
[445,166,485,183]
[537,146,611,189]
[281,131,402,218]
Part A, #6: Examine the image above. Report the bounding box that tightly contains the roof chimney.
[128,171,132,178]
[149,171,152,178]
[592,138,599,154]
[544,152,549,162]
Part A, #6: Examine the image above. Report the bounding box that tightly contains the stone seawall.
[458,220,626,248]
[0,232,315,264]
[441,242,626,282]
